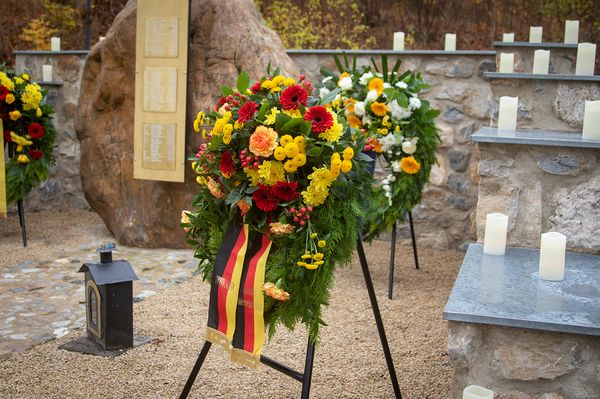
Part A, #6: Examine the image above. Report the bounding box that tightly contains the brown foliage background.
[1,0,599,65]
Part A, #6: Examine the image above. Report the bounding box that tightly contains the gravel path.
[0,209,463,398]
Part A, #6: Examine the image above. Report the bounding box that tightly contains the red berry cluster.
[240,149,260,170]
[364,137,378,152]
[290,206,313,226]
[195,143,207,158]
[297,74,314,94]
[214,91,248,111]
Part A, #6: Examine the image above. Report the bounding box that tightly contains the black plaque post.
[179,239,402,399]
[388,211,420,299]
[7,145,27,247]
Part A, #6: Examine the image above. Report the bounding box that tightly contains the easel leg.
[17,200,27,247]
[408,211,419,270]
[300,339,316,399]
[356,239,402,399]
[179,341,212,399]
[388,223,397,300]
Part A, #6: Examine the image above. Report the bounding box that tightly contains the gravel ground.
[0,209,463,398]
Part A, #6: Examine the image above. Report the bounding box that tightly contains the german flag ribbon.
[0,119,6,218]
[205,223,272,369]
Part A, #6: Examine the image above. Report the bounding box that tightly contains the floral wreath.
[183,67,373,340]
[1,67,56,203]
[319,55,440,241]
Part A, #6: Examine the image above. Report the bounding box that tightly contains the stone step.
[471,126,600,149]
[483,72,600,131]
[493,41,578,74]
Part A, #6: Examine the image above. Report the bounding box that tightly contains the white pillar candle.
[463,385,494,399]
[564,20,579,44]
[445,33,456,51]
[483,213,508,256]
[42,65,52,82]
[497,96,518,131]
[498,53,514,73]
[539,232,567,281]
[393,32,405,51]
[51,37,61,51]
[582,100,600,140]
[529,26,543,43]
[575,43,596,75]
[502,33,514,43]
[532,49,550,74]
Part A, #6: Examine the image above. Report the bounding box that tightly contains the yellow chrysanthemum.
[371,102,388,117]
[15,77,24,85]
[313,253,324,261]
[261,80,275,90]
[279,134,293,146]
[212,111,232,136]
[223,130,232,145]
[273,146,286,161]
[382,115,392,127]
[282,109,302,118]
[347,115,362,128]
[10,132,33,147]
[301,166,335,206]
[244,167,261,186]
[283,78,295,86]
[284,160,298,173]
[292,153,306,167]
[258,160,285,185]
[318,240,326,248]
[341,159,352,173]
[5,93,15,104]
[16,154,30,164]
[343,147,354,160]
[368,77,384,95]
[320,122,343,143]
[305,262,319,270]
[377,128,389,135]
[36,107,43,117]
[293,135,306,151]
[193,118,201,133]
[9,110,21,120]
[22,73,29,81]
[400,156,421,174]
[21,84,42,111]
[284,142,300,158]
[263,107,280,125]
[0,72,14,90]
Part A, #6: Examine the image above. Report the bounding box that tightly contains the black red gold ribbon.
[0,119,6,218]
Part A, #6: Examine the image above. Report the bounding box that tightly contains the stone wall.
[290,50,496,249]
[14,49,499,249]
[448,321,600,399]
[14,51,89,211]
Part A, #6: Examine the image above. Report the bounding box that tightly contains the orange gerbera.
[249,125,278,157]
[368,77,384,95]
[347,115,362,128]
[400,156,421,174]
[371,102,388,117]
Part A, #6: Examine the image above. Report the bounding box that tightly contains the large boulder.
[76,0,298,247]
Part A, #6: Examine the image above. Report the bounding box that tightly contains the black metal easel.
[179,239,402,399]
[387,211,419,300]
[7,145,27,247]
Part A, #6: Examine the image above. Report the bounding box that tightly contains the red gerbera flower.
[219,151,236,178]
[28,149,43,159]
[237,101,258,124]
[304,105,333,133]
[271,181,299,201]
[252,185,278,212]
[280,85,308,110]
[4,130,11,143]
[27,123,44,139]
[0,86,8,101]
[250,81,262,93]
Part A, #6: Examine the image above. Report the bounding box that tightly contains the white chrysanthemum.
[319,87,330,98]
[382,179,389,185]
[383,184,391,192]
[402,140,417,155]
[354,101,366,116]
[396,81,408,89]
[362,114,372,126]
[409,97,422,110]
[383,82,392,89]
[339,76,353,90]
[388,99,412,120]
[359,72,373,85]
[322,76,333,84]
[391,160,402,173]
[379,133,397,152]
[388,174,396,182]
[366,89,379,103]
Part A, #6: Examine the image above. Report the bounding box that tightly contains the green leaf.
[236,71,250,94]
[392,58,402,75]
[257,102,271,120]
[381,54,388,81]
[299,120,312,135]
[221,85,234,96]
[319,87,341,105]
[320,67,336,78]
[306,146,323,158]
[274,113,291,130]
[283,118,304,132]
[370,57,380,72]
[333,55,344,73]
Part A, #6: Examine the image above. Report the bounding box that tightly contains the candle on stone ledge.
[575,43,596,76]
[445,33,456,51]
[483,213,508,256]
[51,37,61,51]
[463,385,494,399]
[42,65,52,82]
[497,96,518,131]
[564,20,579,44]
[582,100,600,140]
[502,33,514,43]
[529,26,543,43]
[539,232,567,281]
[532,49,550,74]
[499,53,514,73]
[393,32,405,51]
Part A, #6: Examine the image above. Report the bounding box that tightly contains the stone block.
[445,58,477,78]
[56,56,82,83]
[444,107,465,124]
[553,84,600,129]
[429,162,447,186]
[536,153,594,176]
[448,149,471,172]
[456,122,476,144]
[438,124,455,147]
[447,174,470,194]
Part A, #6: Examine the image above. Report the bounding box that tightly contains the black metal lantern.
[78,245,138,350]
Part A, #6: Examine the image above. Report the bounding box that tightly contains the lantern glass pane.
[89,289,98,328]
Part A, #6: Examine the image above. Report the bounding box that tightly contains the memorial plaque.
[134,0,188,182]
[144,17,179,58]
[143,68,177,113]
[142,123,177,170]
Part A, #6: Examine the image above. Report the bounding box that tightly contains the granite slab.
[443,244,600,336]
[286,49,496,56]
[484,72,600,81]
[471,127,600,149]
[492,41,578,49]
